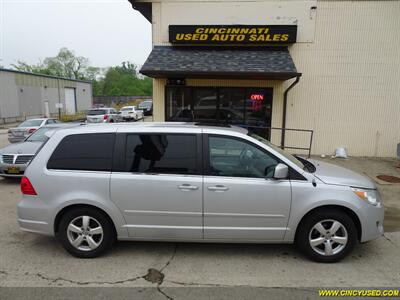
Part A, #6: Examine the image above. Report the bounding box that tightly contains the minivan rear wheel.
[58,207,115,258]
[296,209,357,263]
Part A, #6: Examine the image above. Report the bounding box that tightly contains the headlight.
[0,154,2,163]
[351,187,380,206]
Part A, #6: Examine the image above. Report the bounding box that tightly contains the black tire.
[58,207,115,258]
[296,209,357,263]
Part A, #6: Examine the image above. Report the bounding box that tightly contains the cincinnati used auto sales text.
[174,27,290,42]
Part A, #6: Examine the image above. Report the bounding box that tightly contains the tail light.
[28,128,36,134]
[103,115,109,120]
[21,176,37,195]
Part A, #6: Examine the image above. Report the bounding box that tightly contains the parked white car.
[8,118,60,143]
[120,106,143,121]
[86,108,121,123]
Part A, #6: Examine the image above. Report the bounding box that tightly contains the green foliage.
[94,61,152,96]
[11,48,152,97]
[12,47,97,80]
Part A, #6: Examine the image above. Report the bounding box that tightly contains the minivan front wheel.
[59,208,115,258]
[296,209,357,263]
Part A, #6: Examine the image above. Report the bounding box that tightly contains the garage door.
[64,88,76,115]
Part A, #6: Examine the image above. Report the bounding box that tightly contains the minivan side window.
[124,134,198,175]
[47,133,115,171]
[208,136,278,178]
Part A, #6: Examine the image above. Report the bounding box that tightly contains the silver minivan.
[17,123,384,262]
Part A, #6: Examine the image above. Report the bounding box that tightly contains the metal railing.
[239,125,314,158]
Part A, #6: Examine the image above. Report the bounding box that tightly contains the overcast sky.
[0,0,152,69]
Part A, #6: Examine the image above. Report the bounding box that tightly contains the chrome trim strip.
[122,224,286,231]
[18,218,48,225]
[124,210,202,216]
[122,224,203,229]
[204,212,285,218]
[204,226,287,231]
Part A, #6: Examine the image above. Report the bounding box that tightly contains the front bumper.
[360,202,385,242]
[8,136,26,143]
[0,163,28,177]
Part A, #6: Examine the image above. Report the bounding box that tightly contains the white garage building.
[0,68,93,124]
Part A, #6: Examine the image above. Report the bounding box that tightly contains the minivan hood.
[0,141,42,155]
[309,159,376,189]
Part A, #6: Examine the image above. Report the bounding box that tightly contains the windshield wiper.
[294,155,316,173]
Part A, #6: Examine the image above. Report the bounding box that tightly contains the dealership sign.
[169,25,297,45]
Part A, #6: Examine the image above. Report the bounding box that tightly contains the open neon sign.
[250,94,264,101]
[250,94,264,111]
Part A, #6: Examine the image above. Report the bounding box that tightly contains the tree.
[95,61,152,96]
[12,47,98,80]
[11,49,152,97]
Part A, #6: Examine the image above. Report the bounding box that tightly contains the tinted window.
[208,136,278,178]
[47,133,115,171]
[87,109,107,115]
[124,134,198,175]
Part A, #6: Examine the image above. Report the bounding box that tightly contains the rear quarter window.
[47,133,115,171]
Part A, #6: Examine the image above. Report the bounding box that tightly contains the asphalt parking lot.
[0,129,400,298]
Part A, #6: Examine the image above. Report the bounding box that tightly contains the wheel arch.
[294,205,362,242]
[54,204,117,237]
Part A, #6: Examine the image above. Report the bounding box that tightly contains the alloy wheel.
[67,215,104,251]
[308,219,348,256]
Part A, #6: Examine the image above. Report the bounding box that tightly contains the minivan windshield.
[249,133,306,171]
[87,109,107,115]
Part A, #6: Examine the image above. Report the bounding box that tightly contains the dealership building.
[0,68,92,124]
[129,0,399,157]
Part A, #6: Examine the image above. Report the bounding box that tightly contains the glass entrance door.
[165,87,192,121]
[193,88,218,123]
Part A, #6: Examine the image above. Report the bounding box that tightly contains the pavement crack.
[146,244,178,300]
[157,284,174,300]
[35,272,144,286]
[166,280,228,287]
[383,233,395,245]
[160,244,178,273]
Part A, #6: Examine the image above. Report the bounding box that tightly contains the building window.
[166,87,273,137]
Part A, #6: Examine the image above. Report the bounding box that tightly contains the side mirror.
[273,163,289,179]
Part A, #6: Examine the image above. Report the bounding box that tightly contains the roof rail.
[194,122,231,128]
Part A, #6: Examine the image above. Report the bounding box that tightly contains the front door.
[110,132,203,239]
[203,134,292,241]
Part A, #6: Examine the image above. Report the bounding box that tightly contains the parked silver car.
[18,123,384,262]
[1,124,81,177]
[8,118,60,143]
[86,108,121,123]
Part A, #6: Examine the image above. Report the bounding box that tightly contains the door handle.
[178,184,199,191]
[207,185,229,192]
